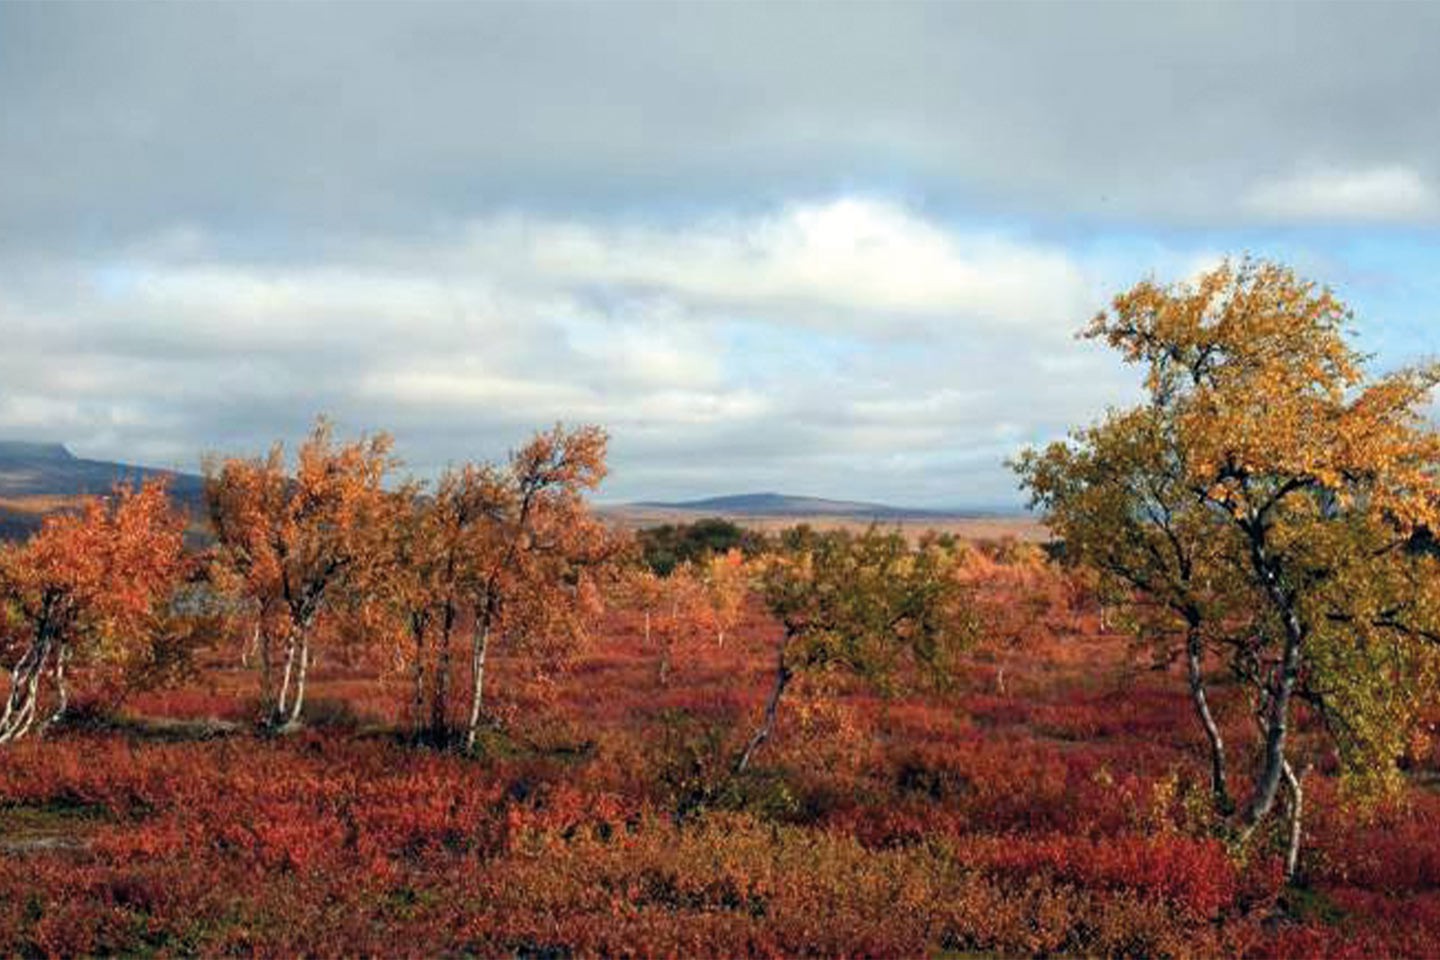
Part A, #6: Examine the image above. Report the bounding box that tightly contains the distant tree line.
[635,517,768,575]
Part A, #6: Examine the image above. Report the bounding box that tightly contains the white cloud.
[4,3,1438,506]
[457,199,1089,332]
[0,197,1134,504]
[363,371,596,414]
[1244,165,1440,224]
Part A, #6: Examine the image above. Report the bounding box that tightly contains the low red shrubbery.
[2,578,1439,956]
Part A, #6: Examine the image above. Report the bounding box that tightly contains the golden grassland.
[598,505,1050,543]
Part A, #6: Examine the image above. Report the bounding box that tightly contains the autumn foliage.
[5,577,1440,957]
[2,257,1439,957]
[374,424,618,748]
[0,479,188,742]
[1017,258,1440,879]
[205,419,399,731]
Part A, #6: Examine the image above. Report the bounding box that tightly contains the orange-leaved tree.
[206,417,398,731]
[0,479,188,743]
[364,424,617,749]
[698,548,748,646]
[619,566,667,651]
[375,462,508,744]
[619,562,712,687]
[460,425,617,751]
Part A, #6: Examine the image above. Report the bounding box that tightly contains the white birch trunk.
[464,624,491,752]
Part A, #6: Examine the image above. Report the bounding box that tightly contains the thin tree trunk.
[1234,524,1306,837]
[283,636,310,729]
[1,636,44,736]
[1239,609,1303,833]
[274,630,298,726]
[2,669,41,743]
[241,623,253,668]
[1185,626,1232,814]
[735,641,794,774]
[464,622,492,752]
[431,603,455,739]
[42,643,70,732]
[0,638,51,744]
[1282,759,1306,883]
[411,618,427,738]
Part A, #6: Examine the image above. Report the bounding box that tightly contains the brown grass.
[0,494,92,516]
[598,506,1049,543]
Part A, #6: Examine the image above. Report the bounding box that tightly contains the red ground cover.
[2,583,1437,956]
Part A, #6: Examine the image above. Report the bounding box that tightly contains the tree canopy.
[0,479,188,743]
[736,526,977,772]
[1017,258,1440,875]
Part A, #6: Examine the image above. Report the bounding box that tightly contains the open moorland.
[2,540,1440,957]
[2,263,1438,959]
[7,3,1440,955]
[599,504,1049,544]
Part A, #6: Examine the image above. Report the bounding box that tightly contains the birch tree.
[1016,406,1255,814]
[206,418,397,732]
[699,549,748,647]
[375,465,507,743]
[460,424,615,752]
[1017,259,1440,878]
[0,479,187,743]
[735,527,976,773]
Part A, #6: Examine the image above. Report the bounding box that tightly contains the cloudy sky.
[1,2,1437,508]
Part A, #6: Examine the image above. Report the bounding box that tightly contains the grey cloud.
[4,1,1440,251]
[0,199,1141,506]
[2,3,1432,508]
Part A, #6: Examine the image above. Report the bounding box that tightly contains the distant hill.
[633,492,990,520]
[0,441,206,539]
[0,442,205,500]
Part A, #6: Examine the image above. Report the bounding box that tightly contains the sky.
[0,2,1437,510]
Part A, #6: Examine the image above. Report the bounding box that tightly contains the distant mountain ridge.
[634,492,995,520]
[0,440,205,505]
